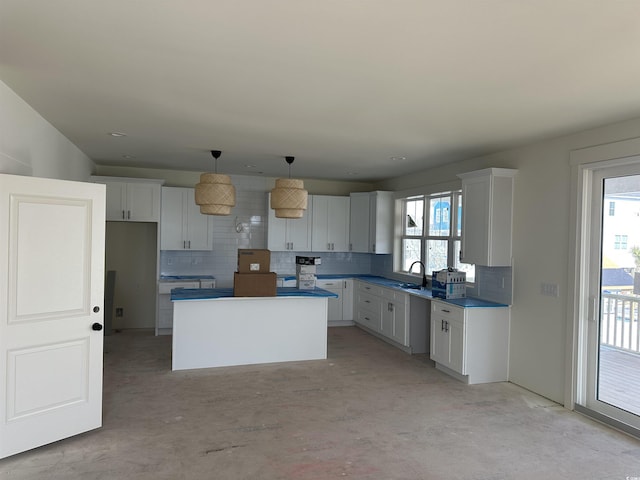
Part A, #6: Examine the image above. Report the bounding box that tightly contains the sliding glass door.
[584,164,640,430]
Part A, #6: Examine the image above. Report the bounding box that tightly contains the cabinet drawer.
[432,301,464,322]
[317,279,343,289]
[357,291,381,311]
[158,281,199,294]
[356,309,380,331]
[357,281,381,296]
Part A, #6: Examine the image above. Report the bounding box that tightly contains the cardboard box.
[296,264,317,274]
[296,256,321,265]
[297,273,316,281]
[432,269,467,299]
[297,279,317,290]
[237,249,271,273]
[233,272,277,297]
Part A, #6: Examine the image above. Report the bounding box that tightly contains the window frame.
[397,190,473,282]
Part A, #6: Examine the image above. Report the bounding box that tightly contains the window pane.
[426,240,448,273]
[454,240,475,282]
[402,238,422,271]
[429,196,450,236]
[405,198,423,236]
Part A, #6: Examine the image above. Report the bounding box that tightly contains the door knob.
[93,306,100,313]
[92,323,103,331]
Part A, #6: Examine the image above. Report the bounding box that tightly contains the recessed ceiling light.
[390,156,406,161]
[122,154,135,159]
[244,164,257,168]
[108,132,127,137]
[347,172,359,176]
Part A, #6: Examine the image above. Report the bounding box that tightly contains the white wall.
[380,117,640,404]
[0,80,94,180]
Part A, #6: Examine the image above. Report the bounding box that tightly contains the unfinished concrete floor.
[1,326,639,479]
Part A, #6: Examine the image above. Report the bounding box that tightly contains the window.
[399,191,475,282]
[614,234,628,250]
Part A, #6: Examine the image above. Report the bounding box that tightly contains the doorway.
[573,153,640,435]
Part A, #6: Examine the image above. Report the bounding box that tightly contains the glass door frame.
[568,138,640,436]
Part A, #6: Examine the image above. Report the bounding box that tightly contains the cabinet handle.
[364,300,370,303]
[122,210,125,220]
[183,240,186,249]
[349,243,352,251]
[327,243,330,250]
[365,286,371,290]
[188,240,191,249]
[445,321,449,333]
[372,243,376,252]
[441,309,450,313]
[364,316,370,321]
[441,319,444,331]
[127,210,131,220]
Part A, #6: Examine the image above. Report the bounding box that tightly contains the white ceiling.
[2,1,640,182]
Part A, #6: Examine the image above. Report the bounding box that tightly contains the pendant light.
[270,156,308,218]
[195,150,236,215]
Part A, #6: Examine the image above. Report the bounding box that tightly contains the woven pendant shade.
[195,172,236,215]
[271,178,308,218]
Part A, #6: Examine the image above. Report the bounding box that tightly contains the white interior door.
[0,174,106,459]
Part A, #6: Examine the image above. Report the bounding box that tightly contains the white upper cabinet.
[349,191,394,254]
[311,195,350,252]
[458,168,517,266]
[160,187,212,250]
[93,177,163,222]
[267,193,312,251]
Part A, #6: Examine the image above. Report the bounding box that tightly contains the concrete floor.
[1,326,640,479]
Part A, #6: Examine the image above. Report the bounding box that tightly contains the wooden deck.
[598,345,640,416]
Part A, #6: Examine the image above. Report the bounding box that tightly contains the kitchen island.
[170,287,338,371]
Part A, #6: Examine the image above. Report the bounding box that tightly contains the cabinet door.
[287,212,312,251]
[105,182,126,221]
[447,317,465,375]
[349,193,370,252]
[460,175,490,265]
[391,296,408,346]
[127,183,160,222]
[430,315,449,365]
[184,189,212,250]
[342,279,353,321]
[160,187,185,250]
[311,195,330,251]
[381,300,394,338]
[370,191,393,254]
[267,194,289,251]
[328,196,350,251]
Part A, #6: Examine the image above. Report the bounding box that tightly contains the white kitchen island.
[171,287,337,371]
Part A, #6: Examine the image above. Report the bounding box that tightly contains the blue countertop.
[354,275,508,307]
[171,287,339,301]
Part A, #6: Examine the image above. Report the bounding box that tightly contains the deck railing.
[601,291,640,353]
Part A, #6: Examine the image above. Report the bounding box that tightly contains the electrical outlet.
[116,307,123,317]
[540,283,559,297]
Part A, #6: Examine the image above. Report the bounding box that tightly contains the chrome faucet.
[409,261,428,289]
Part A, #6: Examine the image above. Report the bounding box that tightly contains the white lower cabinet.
[316,278,354,327]
[354,280,414,350]
[430,300,510,384]
[157,280,214,335]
